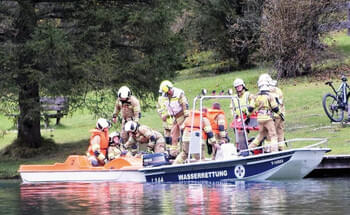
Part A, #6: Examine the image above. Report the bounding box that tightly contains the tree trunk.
[15,0,42,148]
[17,81,42,148]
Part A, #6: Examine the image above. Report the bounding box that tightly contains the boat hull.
[141,148,330,183]
[20,170,146,183]
[18,155,146,183]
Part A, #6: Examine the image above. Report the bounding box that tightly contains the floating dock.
[307,155,350,177]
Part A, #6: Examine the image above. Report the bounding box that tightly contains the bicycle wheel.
[322,93,344,122]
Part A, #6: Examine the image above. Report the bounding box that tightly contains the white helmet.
[258,79,270,91]
[159,80,173,93]
[109,131,121,144]
[233,78,245,88]
[96,118,111,130]
[124,120,138,133]
[118,86,131,100]
[258,73,272,83]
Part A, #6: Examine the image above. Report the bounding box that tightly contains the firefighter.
[107,131,125,160]
[159,80,189,158]
[87,118,111,166]
[230,78,255,117]
[259,74,286,151]
[173,109,216,165]
[231,78,256,155]
[124,121,166,156]
[207,102,228,159]
[112,86,141,143]
[247,78,283,153]
[156,91,174,147]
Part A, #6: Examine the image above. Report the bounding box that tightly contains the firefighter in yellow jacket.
[156,92,174,146]
[159,80,189,158]
[230,78,255,117]
[259,74,286,151]
[173,109,216,164]
[247,78,283,152]
[112,86,141,143]
[231,78,255,155]
[124,121,166,156]
[107,131,125,160]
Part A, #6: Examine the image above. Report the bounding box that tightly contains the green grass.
[1,32,350,179]
[332,30,350,56]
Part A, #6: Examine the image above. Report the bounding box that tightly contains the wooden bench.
[7,96,69,128]
[40,96,69,128]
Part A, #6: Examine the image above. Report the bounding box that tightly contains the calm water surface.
[1,178,349,214]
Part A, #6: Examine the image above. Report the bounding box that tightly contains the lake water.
[1,178,350,215]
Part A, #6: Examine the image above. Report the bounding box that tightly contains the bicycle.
[322,75,350,122]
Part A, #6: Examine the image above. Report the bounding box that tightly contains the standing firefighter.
[112,86,141,143]
[156,92,174,147]
[87,118,111,166]
[159,80,189,158]
[231,78,255,155]
[124,121,166,156]
[259,73,286,151]
[173,109,216,165]
[247,77,283,152]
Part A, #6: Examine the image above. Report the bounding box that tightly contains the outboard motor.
[142,153,170,167]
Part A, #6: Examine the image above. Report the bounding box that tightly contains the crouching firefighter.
[87,118,111,166]
[173,109,216,165]
[124,121,166,156]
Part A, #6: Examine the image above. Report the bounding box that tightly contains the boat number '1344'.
[151,177,164,182]
[271,159,284,165]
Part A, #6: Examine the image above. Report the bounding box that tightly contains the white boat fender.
[215,143,238,161]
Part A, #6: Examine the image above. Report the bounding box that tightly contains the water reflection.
[13,178,350,214]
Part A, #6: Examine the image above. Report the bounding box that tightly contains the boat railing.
[238,138,329,155]
[188,94,248,162]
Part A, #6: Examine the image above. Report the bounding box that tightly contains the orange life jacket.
[207,109,227,134]
[88,129,109,156]
[184,110,207,139]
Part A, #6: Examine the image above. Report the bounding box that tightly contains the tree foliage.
[0,0,184,150]
[184,0,265,68]
[260,0,347,78]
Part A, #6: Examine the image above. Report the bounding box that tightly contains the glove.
[245,117,250,125]
[279,113,285,121]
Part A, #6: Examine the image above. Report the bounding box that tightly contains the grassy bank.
[1,31,350,179]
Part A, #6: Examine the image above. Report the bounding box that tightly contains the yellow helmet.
[159,80,173,93]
